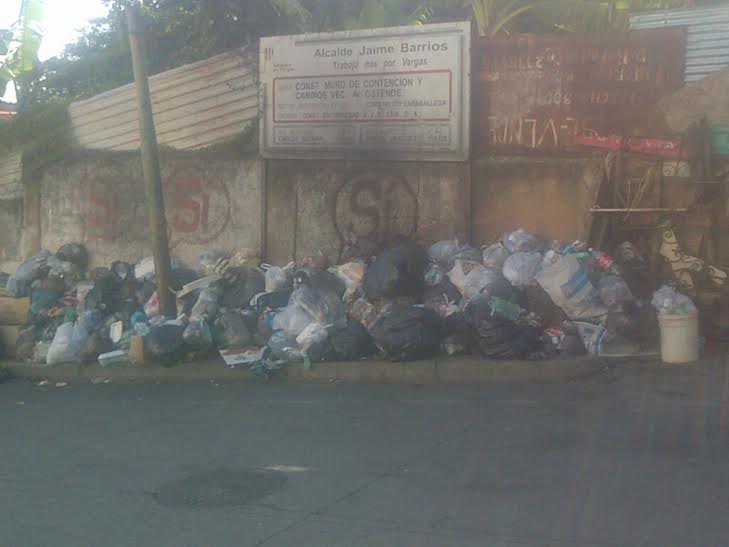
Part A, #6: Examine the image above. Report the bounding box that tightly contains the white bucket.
[658,312,699,364]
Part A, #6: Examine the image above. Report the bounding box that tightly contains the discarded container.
[658,313,699,364]
[98,350,128,367]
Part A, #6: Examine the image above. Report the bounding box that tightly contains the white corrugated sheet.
[0,151,22,200]
[630,6,729,82]
[68,48,258,151]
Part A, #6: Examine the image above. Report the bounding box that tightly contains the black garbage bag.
[464,299,541,360]
[80,332,115,364]
[182,319,213,350]
[16,326,40,361]
[212,310,252,349]
[423,278,462,318]
[223,267,266,309]
[364,237,426,300]
[369,305,442,361]
[306,321,376,362]
[293,268,345,297]
[56,243,88,267]
[147,323,186,364]
[110,261,134,283]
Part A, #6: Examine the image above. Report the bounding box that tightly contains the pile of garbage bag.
[1,228,685,376]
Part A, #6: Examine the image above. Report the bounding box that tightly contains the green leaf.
[4,0,44,77]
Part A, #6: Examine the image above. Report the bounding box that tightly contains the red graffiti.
[165,166,231,249]
[80,163,231,248]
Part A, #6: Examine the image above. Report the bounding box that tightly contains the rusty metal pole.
[126,3,176,317]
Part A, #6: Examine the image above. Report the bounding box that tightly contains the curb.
[1,355,607,384]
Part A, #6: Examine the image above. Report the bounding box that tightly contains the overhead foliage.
[0,0,44,106]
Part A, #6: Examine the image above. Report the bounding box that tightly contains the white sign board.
[260,22,470,161]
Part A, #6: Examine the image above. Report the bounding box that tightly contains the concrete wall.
[40,154,263,269]
[471,157,604,245]
[265,161,471,265]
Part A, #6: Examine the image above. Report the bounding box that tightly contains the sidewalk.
[0,354,623,384]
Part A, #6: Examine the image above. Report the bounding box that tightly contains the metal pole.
[126,3,176,317]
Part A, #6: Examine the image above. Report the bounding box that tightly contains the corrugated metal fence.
[630,6,729,82]
[68,48,258,151]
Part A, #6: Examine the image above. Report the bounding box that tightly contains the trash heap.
[0,229,688,376]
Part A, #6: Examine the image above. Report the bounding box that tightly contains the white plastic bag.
[503,229,543,253]
[651,285,696,315]
[46,323,81,366]
[502,252,542,287]
[535,255,608,321]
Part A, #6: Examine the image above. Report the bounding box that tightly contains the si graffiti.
[333,173,418,246]
[82,165,231,248]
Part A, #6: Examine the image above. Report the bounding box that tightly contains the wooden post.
[126,3,176,317]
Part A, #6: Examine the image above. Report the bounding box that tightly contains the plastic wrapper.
[535,255,608,321]
[598,275,633,308]
[573,321,639,357]
[503,229,544,254]
[296,322,329,356]
[482,242,510,269]
[502,252,542,287]
[448,260,510,302]
[369,305,442,361]
[212,310,252,349]
[651,286,697,315]
[182,319,213,349]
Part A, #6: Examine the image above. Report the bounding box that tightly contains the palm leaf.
[10,0,44,75]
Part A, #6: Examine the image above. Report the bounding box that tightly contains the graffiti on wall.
[78,162,231,249]
[332,173,417,245]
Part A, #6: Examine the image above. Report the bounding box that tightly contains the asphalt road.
[3,355,729,547]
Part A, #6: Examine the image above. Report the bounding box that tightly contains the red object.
[595,255,615,270]
[574,134,623,150]
[626,137,688,159]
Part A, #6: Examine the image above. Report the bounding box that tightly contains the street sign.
[260,22,471,161]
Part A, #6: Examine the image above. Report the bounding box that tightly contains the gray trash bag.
[267,330,303,363]
[598,275,633,308]
[190,285,222,321]
[147,324,185,364]
[482,242,510,269]
[502,252,542,287]
[212,310,252,349]
[6,250,52,296]
[428,240,461,268]
[272,304,316,338]
[289,286,344,326]
[503,229,544,254]
[182,319,213,350]
[448,260,509,301]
